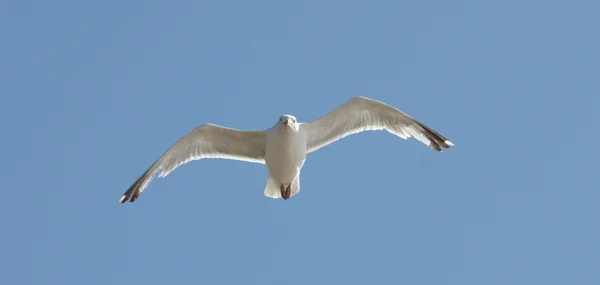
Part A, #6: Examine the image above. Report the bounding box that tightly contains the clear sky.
[1,0,598,284]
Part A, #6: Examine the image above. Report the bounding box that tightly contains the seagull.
[119,96,454,203]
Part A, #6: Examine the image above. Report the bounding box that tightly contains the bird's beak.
[282,119,290,126]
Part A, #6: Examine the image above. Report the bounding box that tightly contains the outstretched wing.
[119,123,267,203]
[301,97,453,153]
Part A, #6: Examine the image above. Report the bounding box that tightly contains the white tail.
[263,176,301,199]
[290,177,300,197]
[264,177,281,199]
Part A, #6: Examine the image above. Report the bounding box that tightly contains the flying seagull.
[119,96,454,203]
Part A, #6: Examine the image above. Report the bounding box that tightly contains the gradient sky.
[1,0,599,284]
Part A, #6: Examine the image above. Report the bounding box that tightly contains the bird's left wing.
[301,97,454,153]
[119,123,267,203]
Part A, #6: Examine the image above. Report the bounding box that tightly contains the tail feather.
[264,177,281,199]
[263,176,301,199]
[290,178,300,197]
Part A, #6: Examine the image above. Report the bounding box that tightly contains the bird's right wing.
[119,123,267,203]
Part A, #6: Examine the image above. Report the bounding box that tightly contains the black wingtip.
[417,122,454,152]
[119,168,152,204]
[118,188,140,203]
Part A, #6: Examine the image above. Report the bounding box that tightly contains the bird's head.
[277,115,299,132]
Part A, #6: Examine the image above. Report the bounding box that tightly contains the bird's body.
[119,97,454,203]
[264,120,307,199]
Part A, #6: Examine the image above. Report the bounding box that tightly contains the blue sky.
[1,0,599,284]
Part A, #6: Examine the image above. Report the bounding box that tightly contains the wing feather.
[119,123,267,203]
[301,97,454,153]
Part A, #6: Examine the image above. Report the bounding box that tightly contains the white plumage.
[119,97,454,203]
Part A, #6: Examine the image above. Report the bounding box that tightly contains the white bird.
[119,97,454,203]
